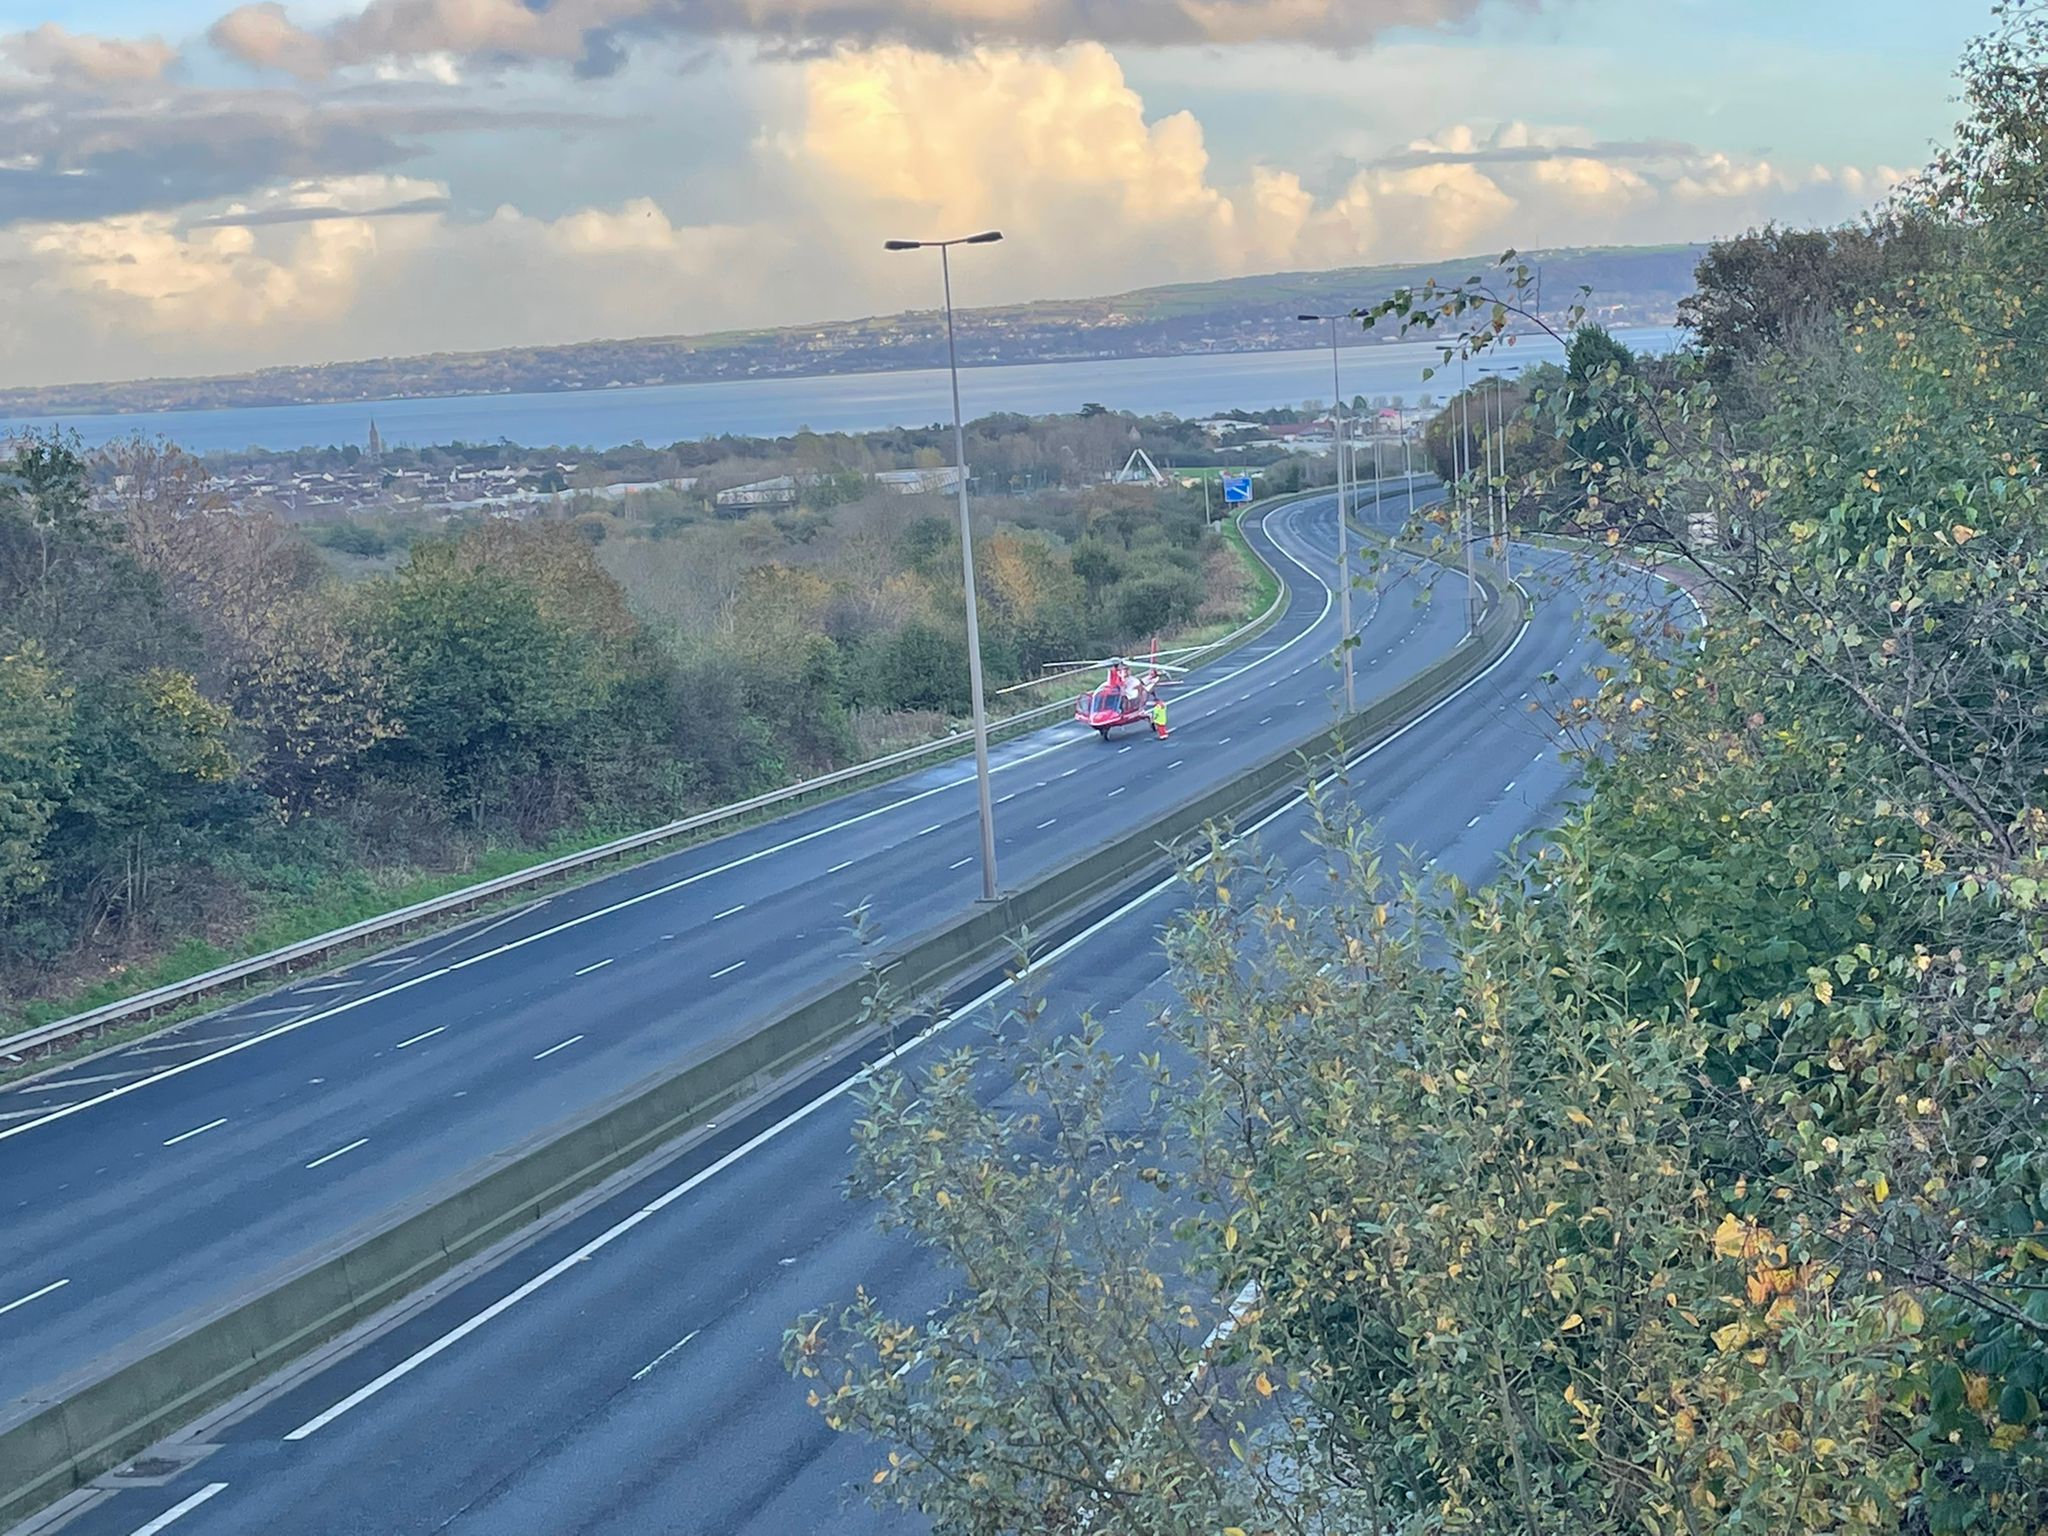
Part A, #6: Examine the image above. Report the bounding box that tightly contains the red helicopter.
[1056,639,1193,739]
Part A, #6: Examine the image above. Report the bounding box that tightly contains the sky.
[0,0,1989,388]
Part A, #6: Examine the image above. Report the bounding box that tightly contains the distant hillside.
[0,244,1703,418]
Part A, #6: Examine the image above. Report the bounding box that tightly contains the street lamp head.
[882,239,923,251]
[964,230,1003,244]
[1297,313,1325,322]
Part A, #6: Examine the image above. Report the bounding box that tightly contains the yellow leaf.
[1226,1529,1250,1536]
[1712,1321,1749,1353]
[1565,1108,1594,1129]
[1560,1312,1583,1332]
[1814,978,1833,1005]
[873,1470,889,1485]
[1873,1174,1889,1203]
[935,1189,953,1209]
[1254,1371,1275,1397]
[1224,1224,1239,1252]
[1951,524,1976,544]
[1420,1072,1441,1095]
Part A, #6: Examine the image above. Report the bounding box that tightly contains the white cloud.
[0,44,1911,387]
[2,22,175,84]
[208,0,1521,80]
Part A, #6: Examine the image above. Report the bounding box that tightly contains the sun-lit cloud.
[1,22,175,85]
[0,0,1963,388]
[208,0,1537,80]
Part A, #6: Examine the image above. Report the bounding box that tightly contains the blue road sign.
[1221,474,1253,504]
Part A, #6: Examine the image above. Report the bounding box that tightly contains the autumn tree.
[104,437,396,817]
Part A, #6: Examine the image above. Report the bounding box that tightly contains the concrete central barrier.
[0,535,1518,1531]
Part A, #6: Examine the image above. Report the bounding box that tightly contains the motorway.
[19,522,1661,1536]
[17,515,1678,1536]
[0,487,1459,1428]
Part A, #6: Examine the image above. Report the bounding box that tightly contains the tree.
[361,543,593,825]
[53,668,244,941]
[1563,323,1646,494]
[0,642,74,910]
[105,438,396,817]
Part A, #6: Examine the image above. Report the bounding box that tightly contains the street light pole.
[1479,363,1515,583]
[1300,314,1355,714]
[886,229,1004,901]
[1403,426,1415,527]
[1459,352,1479,636]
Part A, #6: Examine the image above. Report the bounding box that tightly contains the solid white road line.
[533,1037,584,1061]
[162,1117,227,1147]
[711,961,747,980]
[127,1483,228,1536]
[574,958,614,977]
[1,506,1343,1151]
[996,793,1017,804]
[305,1138,368,1171]
[0,1278,69,1317]
[291,982,357,995]
[712,904,746,921]
[279,579,1533,1446]
[395,1026,446,1050]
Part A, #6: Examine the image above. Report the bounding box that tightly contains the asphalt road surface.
[0,486,1456,1422]
[25,522,1689,1536]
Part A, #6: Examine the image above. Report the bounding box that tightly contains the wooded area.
[790,8,2048,1533]
[0,429,1238,1022]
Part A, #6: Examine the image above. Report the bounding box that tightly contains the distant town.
[3,243,1700,420]
[128,403,1424,525]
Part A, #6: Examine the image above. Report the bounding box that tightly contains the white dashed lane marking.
[162,1118,226,1147]
[305,1138,368,1171]
[0,1279,70,1318]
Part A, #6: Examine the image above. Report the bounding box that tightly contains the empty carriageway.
[37,540,1712,1536]
[0,488,1472,1428]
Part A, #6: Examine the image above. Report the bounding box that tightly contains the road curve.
[0,489,1461,1422]
[30,537,1661,1536]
